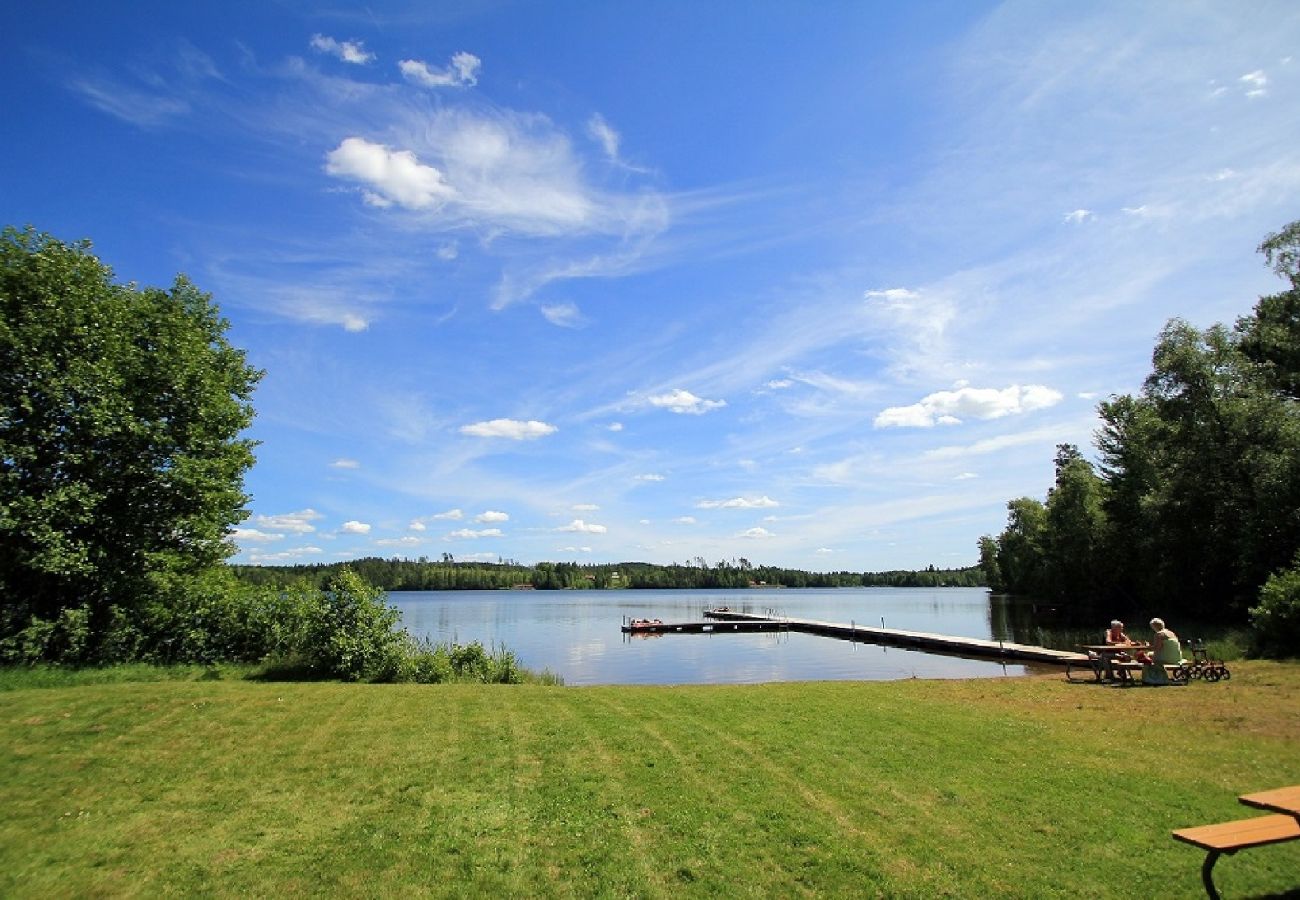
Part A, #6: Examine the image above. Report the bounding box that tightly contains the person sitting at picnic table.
[1105,620,1134,659]
[1137,617,1182,685]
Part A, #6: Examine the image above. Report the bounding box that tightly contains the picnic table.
[1173,784,1300,899]
[1075,643,1150,682]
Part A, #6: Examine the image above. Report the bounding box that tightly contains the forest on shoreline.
[229,557,986,592]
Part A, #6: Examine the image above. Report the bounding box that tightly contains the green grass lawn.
[3,664,1299,898]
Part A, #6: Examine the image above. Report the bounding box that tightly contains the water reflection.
[391,587,1072,686]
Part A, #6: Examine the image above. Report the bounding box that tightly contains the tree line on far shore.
[229,557,986,592]
[978,221,1300,657]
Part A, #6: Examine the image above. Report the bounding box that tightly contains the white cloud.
[255,509,323,533]
[634,473,665,482]
[674,516,697,525]
[433,509,464,520]
[409,520,427,531]
[954,472,979,480]
[1240,69,1268,97]
[399,52,481,89]
[249,546,324,563]
[232,528,284,544]
[697,496,780,510]
[647,389,726,415]
[541,302,585,328]
[765,379,794,389]
[1063,209,1093,224]
[739,527,774,539]
[607,422,624,432]
[376,536,421,547]
[325,137,457,211]
[309,34,375,65]
[556,546,593,554]
[323,107,665,252]
[874,384,1063,428]
[330,458,360,469]
[815,547,835,555]
[558,519,607,534]
[587,113,620,160]
[475,510,510,523]
[572,503,600,511]
[447,528,504,539]
[459,418,558,440]
[436,241,459,261]
[341,520,371,534]
[864,287,920,302]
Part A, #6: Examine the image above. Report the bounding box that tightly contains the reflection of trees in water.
[988,593,1101,649]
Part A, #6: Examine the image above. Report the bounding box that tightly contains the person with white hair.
[1105,619,1132,646]
[1140,617,1182,685]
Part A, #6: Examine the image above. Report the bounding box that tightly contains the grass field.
[3,663,1299,898]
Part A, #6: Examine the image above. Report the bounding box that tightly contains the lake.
[389,587,1070,686]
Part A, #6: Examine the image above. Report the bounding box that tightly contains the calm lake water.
[389,587,1067,686]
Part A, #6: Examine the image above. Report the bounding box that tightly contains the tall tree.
[1043,444,1107,602]
[0,227,261,655]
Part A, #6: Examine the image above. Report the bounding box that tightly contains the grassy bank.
[3,665,1299,898]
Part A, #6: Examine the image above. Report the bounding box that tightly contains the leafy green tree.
[977,535,1003,592]
[0,226,261,659]
[994,498,1048,597]
[1043,444,1107,602]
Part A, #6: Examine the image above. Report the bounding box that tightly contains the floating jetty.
[701,609,1089,666]
[621,618,790,635]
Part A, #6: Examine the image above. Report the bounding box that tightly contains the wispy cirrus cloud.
[541,302,586,328]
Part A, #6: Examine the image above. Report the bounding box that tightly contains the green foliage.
[300,569,405,681]
[0,226,261,659]
[1250,558,1300,658]
[400,638,526,684]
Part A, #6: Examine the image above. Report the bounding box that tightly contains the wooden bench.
[1110,659,1187,685]
[1172,814,1300,898]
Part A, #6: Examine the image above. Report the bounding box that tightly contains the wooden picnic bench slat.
[1172,814,1300,851]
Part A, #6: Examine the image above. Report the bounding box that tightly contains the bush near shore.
[2,663,1297,897]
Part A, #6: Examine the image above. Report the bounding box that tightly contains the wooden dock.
[701,609,1089,666]
[621,619,790,635]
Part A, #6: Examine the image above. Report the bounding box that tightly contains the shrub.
[1249,558,1300,658]
[300,568,404,681]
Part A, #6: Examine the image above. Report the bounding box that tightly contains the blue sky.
[4,2,1298,570]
